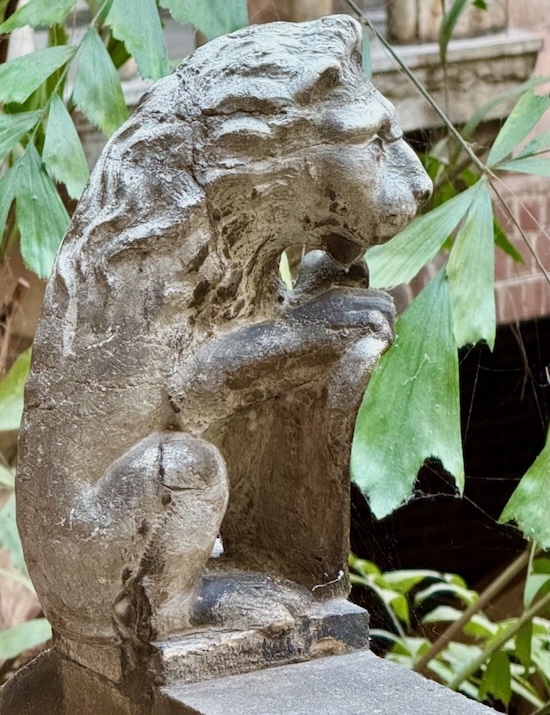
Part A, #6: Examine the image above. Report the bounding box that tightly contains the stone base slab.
[0,648,496,714]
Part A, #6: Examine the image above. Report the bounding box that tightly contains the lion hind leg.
[53,431,228,673]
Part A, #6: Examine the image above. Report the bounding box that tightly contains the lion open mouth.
[325,234,364,266]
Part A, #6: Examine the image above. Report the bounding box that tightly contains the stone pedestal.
[0,648,496,714]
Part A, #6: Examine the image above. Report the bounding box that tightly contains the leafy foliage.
[352,271,463,518]
[500,430,550,549]
[446,179,495,348]
[72,27,129,137]
[0,619,51,661]
[353,89,550,532]
[14,144,70,277]
[351,555,550,711]
[487,92,550,167]
[0,111,41,162]
[0,46,76,104]
[0,0,75,33]
[43,93,90,200]
[0,495,27,575]
[105,0,170,81]
[159,0,248,40]
[0,350,31,432]
[367,185,478,289]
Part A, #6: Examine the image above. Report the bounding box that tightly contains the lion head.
[57,15,431,331]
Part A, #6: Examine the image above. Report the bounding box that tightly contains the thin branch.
[413,549,530,676]
[448,588,550,691]
[343,0,487,175]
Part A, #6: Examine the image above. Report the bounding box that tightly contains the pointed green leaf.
[388,593,409,626]
[494,218,523,263]
[367,185,478,289]
[447,180,495,348]
[0,465,15,488]
[0,46,76,105]
[497,157,550,177]
[0,166,18,247]
[415,581,477,607]
[0,619,51,661]
[0,0,75,32]
[499,429,550,549]
[105,0,169,80]
[43,93,89,199]
[462,77,550,140]
[479,650,512,705]
[106,35,131,71]
[13,144,69,278]
[523,573,550,609]
[463,614,499,639]
[533,556,550,573]
[422,605,463,624]
[382,570,439,595]
[0,111,42,162]
[349,555,381,577]
[516,128,550,159]
[279,250,292,290]
[0,494,27,574]
[351,272,464,518]
[72,27,128,137]
[160,0,248,41]
[488,92,550,167]
[0,349,31,432]
[515,622,532,671]
[48,22,69,48]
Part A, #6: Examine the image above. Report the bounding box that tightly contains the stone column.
[248,0,333,23]
[387,0,509,44]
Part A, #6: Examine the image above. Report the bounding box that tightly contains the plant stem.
[343,0,487,175]
[532,702,550,715]
[413,549,530,676]
[448,588,550,691]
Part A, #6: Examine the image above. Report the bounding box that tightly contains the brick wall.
[493,173,550,324]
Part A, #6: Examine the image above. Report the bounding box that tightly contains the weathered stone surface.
[152,582,370,684]
[164,650,496,715]
[7,13,439,712]
[0,648,496,715]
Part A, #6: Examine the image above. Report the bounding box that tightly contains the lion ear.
[295,61,342,104]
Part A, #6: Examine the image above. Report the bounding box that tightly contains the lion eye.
[369,136,384,158]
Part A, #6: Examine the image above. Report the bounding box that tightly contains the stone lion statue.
[17,14,431,682]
